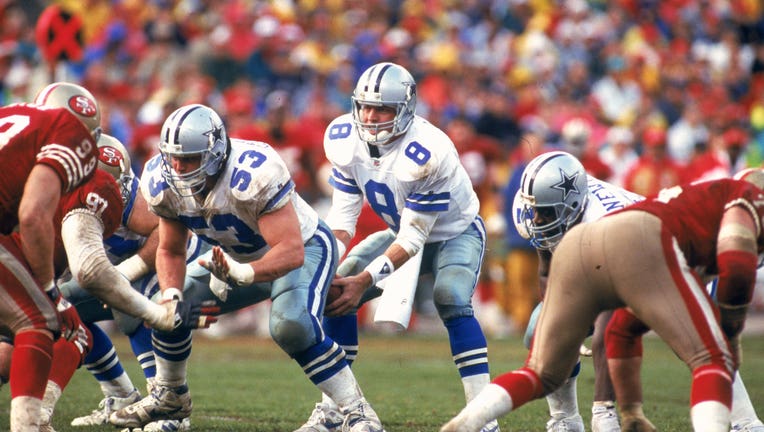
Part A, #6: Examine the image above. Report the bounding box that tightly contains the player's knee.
[432,267,476,319]
[270,315,314,355]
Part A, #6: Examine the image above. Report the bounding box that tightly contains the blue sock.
[293,338,348,385]
[84,322,127,382]
[152,328,192,362]
[445,316,490,377]
[322,315,358,366]
[129,325,156,379]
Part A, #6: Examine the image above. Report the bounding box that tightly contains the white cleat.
[110,383,192,428]
[592,404,621,432]
[71,389,142,426]
[294,402,344,432]
[732,419,764,432]
[480,419,500,432]
[547,414,585,432]
[120,417,191,432]
[341,398,384,432]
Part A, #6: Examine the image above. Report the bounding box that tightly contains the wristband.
[162,287,183,302]
[364,255,395,287]
[115,254,150,282]
[44,281,60,303]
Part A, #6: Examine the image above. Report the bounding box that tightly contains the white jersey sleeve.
[323,114,479,244]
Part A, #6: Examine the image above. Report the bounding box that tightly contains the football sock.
[546,374,580,419]
[130,324,156,378]
[84,322,135,397]
[294,338,348,386]
[322,315,358,366]
[445,316,489,377]
[10,330,52,399]
[730,371,759,424]
[152,329,192,387]
[315,366,363,410]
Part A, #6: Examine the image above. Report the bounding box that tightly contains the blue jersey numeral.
[230,150,267,191]
[365,180,400,231]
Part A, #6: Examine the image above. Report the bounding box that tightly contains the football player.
[306,62,498,432]
[512,151,641,432]
[109,104,383,432]
[61,134,202,431]
[0,82,101,431]
[442,176,764,432]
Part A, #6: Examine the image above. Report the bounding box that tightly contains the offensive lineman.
[109,104,383,432]
[442,175,764,432]
[299,62,498,432]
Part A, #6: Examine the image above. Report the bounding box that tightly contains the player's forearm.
[62,212,166,323]
[18,211,56,286]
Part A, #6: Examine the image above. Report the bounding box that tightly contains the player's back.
[0,103,98,233]
[618,178,764,270]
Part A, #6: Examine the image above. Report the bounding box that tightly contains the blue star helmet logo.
[552,168,581,200]
[205,122,225,145]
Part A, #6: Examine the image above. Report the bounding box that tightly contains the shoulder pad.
[139,155,178,219]
[324,114,357,167]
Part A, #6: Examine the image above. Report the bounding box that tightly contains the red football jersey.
[0,103,99,233]
[51,169,123,274]
[616,178,764,273]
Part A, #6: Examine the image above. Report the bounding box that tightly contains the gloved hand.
[199,246,255,288]
[157,288,220,332]
[45,282,81,341]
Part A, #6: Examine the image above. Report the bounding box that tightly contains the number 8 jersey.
[324,113,479,242]
[141,139,319,263]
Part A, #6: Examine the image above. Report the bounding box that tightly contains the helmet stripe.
[525,152,566,197]
[166,105,202,148]
[372,63,393,93]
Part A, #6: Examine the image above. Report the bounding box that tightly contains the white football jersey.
[324,113,479,242]
[141,139,319,262]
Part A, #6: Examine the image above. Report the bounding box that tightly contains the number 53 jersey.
[140,139,319,263]
[324,113,479,242]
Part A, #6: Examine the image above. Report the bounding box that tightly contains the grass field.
[1,331,762,431]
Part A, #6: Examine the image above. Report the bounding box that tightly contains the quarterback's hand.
[199,246,255,288]
[325,274,369,317]
[46,283,81,341]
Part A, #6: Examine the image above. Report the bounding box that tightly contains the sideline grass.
[1,332,762,431]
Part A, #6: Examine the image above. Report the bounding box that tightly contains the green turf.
[1,332,762,431]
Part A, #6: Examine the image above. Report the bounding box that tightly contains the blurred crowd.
[3,0,764,336]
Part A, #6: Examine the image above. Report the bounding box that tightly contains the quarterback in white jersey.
[306,62,498,432]
[110,104,384,432]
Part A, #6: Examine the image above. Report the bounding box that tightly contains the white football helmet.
[97,134,133,205]
[34,82,102,142]
[733,167,764,190]
[516,151,589,250]
[158,104,228,197]
[352,62,416,145]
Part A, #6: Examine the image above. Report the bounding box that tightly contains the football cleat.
[546,414,585,432]
[732,419,764,432]
[120,417,192,432]
[480,419,500,432]
[294,402,344,432]
[71,389,142,426]
[110,383,192,428]
[341,398,384,432]
[592,404,621,432]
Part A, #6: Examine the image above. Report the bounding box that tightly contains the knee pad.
[269,314,316,355]
[432,266,478,320]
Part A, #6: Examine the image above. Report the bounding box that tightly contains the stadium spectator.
[314,62,499,432]
[623,126,685,196]
[598,125,638,188]
[442,176,764,432]
[109,104,383,432]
